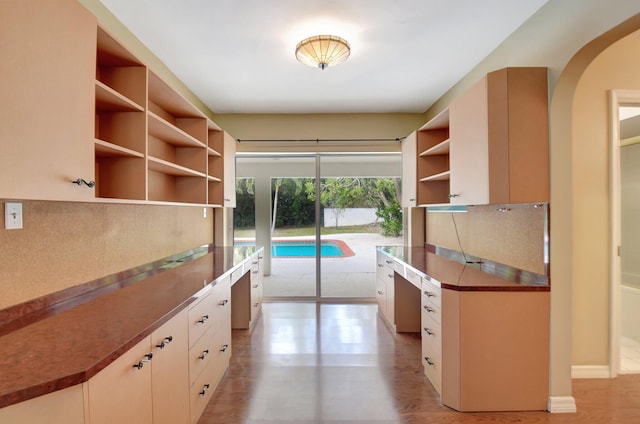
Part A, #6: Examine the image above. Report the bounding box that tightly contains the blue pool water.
[272,241,344,258]
[236,240,346,257]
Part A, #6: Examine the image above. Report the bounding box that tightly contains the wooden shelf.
[95,81,144,112]
[148,157,206,177]
[91,26,230,207]
[95,139,144,158]
[420,139,450,156]
[420,170,450,182]
[148,112,206,148]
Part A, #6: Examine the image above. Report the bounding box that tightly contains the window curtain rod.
[236,137,405,143]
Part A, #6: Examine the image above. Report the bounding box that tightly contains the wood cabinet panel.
[0,385,85,424]
[87,337,153,424]
[151,310,190,424]
[0,0,96,201]
[408,67,548,207]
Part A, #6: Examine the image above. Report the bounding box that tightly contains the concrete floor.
[264,233,402,299]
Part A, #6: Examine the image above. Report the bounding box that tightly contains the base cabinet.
[0,385,85,424]
[87,336,154,424]
[87,309,190,424]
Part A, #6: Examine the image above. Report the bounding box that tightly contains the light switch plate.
[5,202,23,230]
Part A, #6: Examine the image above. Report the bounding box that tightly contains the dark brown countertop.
[377,245,549,291]
[0,245,263,409]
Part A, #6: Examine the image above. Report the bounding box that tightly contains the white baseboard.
[547,396,577,413]
[571,365,611,378]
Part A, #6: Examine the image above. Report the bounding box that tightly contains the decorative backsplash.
[426,203,548,276]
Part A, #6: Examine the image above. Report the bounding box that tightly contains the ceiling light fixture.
[295,35,350,70]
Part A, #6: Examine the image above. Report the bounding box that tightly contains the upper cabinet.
[1,1,235,207]
[207,127,236,207]
[401,131,417,208]
[410,67,549,207]
[0,0,97,202]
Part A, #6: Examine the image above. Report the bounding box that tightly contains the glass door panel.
[319,154,403,299]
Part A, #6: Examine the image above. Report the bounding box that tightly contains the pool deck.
[264,233,402,298]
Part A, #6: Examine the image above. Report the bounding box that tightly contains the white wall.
[324,208,377,227]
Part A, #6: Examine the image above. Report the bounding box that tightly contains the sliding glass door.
[235,153,402,300]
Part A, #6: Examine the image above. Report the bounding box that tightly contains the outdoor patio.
[264,233,403,298]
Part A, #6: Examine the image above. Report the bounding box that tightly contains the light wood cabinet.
[441,289,550,411]
[188,277,232,424]
[0,0,96,202]
[87,336,154,424]
[1,0,234,206]
[0,385,85,424]
[94,27,147,201]
[207,128,236,207]
[401,131,417,207]
[151,310,190,424]
[87,309,190,424]
[421,276,442,393]
[410,67,548,206]
[249,252,264,321]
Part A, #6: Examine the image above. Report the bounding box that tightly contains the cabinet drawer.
[231,266,245,285]
[421,297,441,325]
[404,267,422,289]
[189,361,216,424]
[188,292,214,348]
[421,311,442,393]
[421,278,442,306]
[210,276,231,326]
[189,328,214,385]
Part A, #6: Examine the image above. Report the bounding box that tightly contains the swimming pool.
[237,239,354,258]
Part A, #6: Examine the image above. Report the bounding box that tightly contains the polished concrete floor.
[199,302,640,424]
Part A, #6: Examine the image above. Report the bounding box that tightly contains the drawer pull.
[377,290,384,295]
[387,274,393,279]
[377,263,383,268]
[71,178,95,188]
[385,260,393,264]
[199,384,210,396]
[219,299,229,306]
[423,290,435,298]
[252,260,259,264]
[197,315,209,324]
[198,349,209,360]
[156,336,173,349]
[253,302,259,308]
[132,353,153,370]
[423,305,435,313]
[220,344,229,352]
[425,357,435,366]
[424,327,434,336]
[253,284,259,289]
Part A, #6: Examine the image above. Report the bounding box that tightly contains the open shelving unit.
[92,25,234,207]
[417,110,451,205]
[207,121,224,207]
[95,27,147,201]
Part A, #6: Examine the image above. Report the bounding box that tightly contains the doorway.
[610,90,640,375]
[234,153,402,300]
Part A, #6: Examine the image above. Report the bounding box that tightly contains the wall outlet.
[5,202,23,230]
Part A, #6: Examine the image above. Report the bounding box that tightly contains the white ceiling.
[98,0,549,114]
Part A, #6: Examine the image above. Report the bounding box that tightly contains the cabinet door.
[0,385,85,424]
[152,309,190,424]
[401,131,417,207]
[87,337,153,424]
[0,0,96,201]
[449,77,490,205]
[223,132,237,208]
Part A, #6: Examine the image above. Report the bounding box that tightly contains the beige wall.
[569,29,640,366]
[0,201,213,309]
